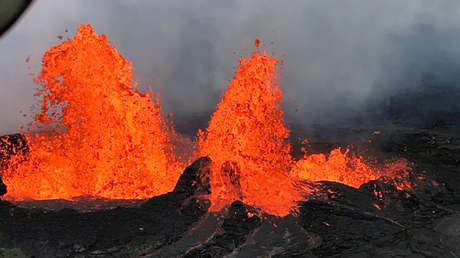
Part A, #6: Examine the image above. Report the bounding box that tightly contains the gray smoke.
[1,0,460,134]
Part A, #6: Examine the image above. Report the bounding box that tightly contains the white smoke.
[1,0,460,134]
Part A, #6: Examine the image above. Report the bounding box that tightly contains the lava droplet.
[254,38,261,48]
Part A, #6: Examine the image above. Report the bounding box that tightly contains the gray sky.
[1,0,460,134]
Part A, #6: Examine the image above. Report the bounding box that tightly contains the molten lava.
[1,25,409,217]
[292,148,377,188]
[2,25,182,200]
[199,51,301,216]
[198,49,398,216]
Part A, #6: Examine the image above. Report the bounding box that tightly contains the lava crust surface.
[1,126,460,257]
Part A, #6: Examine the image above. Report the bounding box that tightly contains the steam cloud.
[1,0,460,134]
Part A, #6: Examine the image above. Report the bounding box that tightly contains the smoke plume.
[1,0,460,134]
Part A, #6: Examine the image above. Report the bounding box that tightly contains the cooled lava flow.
[1,25,409,217]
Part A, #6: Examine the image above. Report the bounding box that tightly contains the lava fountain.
[199,50,302,216]
[198,45,402,216]
[1,25,409,217]
[2,25,183,200]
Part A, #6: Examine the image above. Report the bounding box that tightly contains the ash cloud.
[1,0,460,135]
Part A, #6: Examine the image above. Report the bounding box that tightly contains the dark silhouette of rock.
[173,156,211,197]
[0,176,5,197]
[0,157,213,257]
[184,200,261,257]
[300,179,454,257]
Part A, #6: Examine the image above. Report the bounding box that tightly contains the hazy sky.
[1,0,460,134]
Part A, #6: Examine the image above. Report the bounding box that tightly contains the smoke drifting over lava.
[1,1,460,134]
[0,25,410,216]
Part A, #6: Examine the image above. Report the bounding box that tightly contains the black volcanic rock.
[300,179,455,257]
[0,157,213,258]
[184,200,262,257]
[0,176,5,197]
[435,214,460,256]
[360,177,420,213]
[173,156,211,197]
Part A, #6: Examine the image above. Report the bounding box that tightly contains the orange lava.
[198,49,396,216]
[292,148,377,188]
[1,25,410,217]
[2,25,183,200]
[199,51,302,216]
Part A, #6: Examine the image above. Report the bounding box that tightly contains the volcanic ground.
[1,115,460,258]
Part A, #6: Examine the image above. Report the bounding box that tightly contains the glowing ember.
[2,25,182,200]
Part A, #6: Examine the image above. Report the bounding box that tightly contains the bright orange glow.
[197,49,405,216]
[199,51,302,216]
[1,25,411,217]
[2,25,183,200]
[292,148,377,188]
